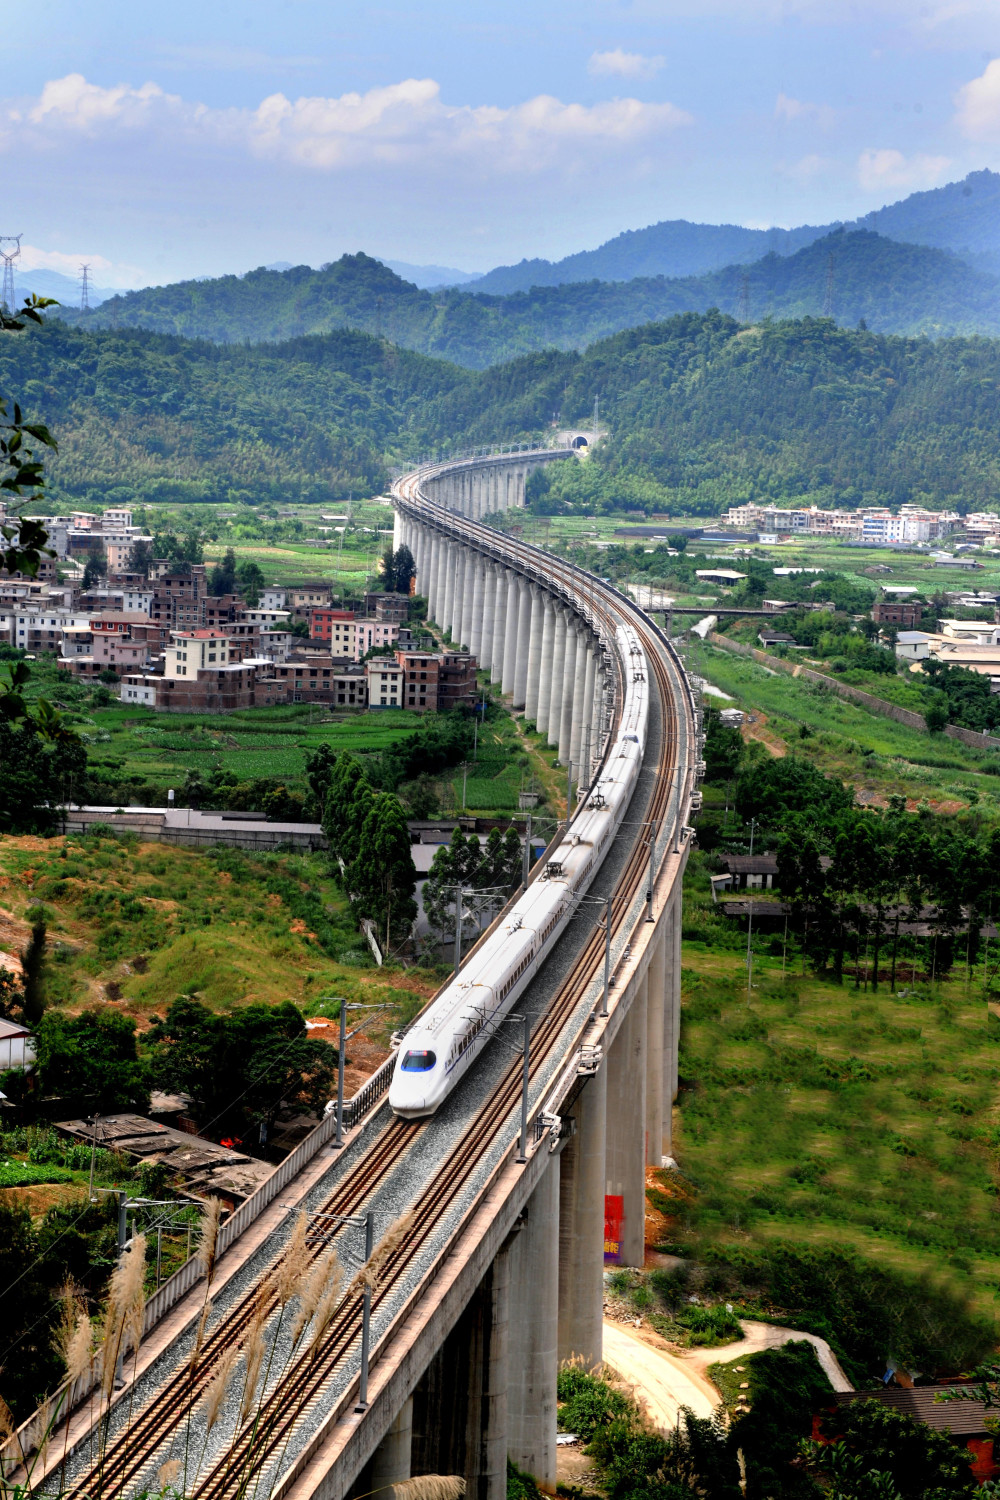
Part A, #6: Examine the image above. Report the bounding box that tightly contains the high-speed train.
[388,620,650,1119]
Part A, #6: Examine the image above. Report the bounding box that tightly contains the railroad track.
[53,474,690,1500]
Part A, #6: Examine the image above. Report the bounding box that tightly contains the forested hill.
[471,168,1000,290]
[63,232,1000,365]
[7,310,1000,511]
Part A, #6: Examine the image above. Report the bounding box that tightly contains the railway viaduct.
[7,448,702,1500]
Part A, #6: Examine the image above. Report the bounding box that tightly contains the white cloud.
[857,147,951,191]
[955,58,1000,139]
[4,73,691,174]
[588,49,665,80]
[775,93,836,128]
[781,153,835,183]
[17,244,116,276]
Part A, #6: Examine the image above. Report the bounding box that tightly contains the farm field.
[686,637,1000,814]
[672,851,1000,1325]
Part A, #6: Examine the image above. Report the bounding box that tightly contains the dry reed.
[290,1247,340,1347]
[159,1457,182,1488]
[0,1394,13,1444]
[390,1476,465,1500]
[237,1281,271,1425]
[348,1211,416,1300]
[99,1235,148,1398]
[202,1346,239,1436]
[274,1211,309,1307]
[305,1253,345,1360]
[188,1298,214,1375]
[196,1199,222,1286]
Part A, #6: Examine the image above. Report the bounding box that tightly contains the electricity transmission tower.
[0,234,22,314]
[822,252,835,319]
[79,263,91,311]
[737,272,751,325]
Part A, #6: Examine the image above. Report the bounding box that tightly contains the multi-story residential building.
[366,658,404,708]
[437,651,478,711]
[274,657,368,707]
[164,629,232,678]
[310,609,356,651]
[396,649,440,711]
[873,599,923,628]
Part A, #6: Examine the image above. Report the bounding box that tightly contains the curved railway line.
[42,455,696,1500]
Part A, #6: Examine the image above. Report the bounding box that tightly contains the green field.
[686,637,1000,813]
[673,849,1000,1325]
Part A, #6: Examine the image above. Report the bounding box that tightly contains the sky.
[8,0,1000,289]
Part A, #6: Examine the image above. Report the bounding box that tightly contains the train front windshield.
[400,1050,437,1071]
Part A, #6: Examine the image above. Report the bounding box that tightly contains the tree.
[1,295,59,580]
[807,1401,975,1499]
[151,995,336,1137]
[82,552,108,590]
[703,706,743,783]
[350,792,418,946]
[0,683,87,835]
[35,1008,150,1112]
[392,544,415,595]
[209,546,237,596]
[129,538,154,575]
[236,559,265,606]
[735,754,854,829]
[20,917,47,1026]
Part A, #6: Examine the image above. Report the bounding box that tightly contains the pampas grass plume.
[306,1253,345,1360]
[274,1211,309,1307]
[202,1345,239,1436]
[196,1199,222,1286]
[348,1211,416,1300]
[189,1298,214,1375]
[391,1476,465,1500]
[291,1247,340,1346]
[159,1457,182,1488]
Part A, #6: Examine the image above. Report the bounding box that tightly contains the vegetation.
[65,233,1000,359]
[12,304,1000,512]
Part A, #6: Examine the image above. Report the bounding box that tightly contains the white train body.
[389,622,649,1118]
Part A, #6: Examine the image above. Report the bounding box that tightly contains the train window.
[400,1050,437,1071]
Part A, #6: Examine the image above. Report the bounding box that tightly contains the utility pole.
[745,817,757,1002]
[600,895,613,1017]
[515,1014,531,1163]
[454,885,464,975]
[522,812,532,888]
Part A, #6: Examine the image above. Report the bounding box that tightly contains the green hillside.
[8,309,1000,511]
[61,232,1000,367]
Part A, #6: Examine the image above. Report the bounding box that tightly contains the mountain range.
[466,168,1000,292]
[56,229,1000,367]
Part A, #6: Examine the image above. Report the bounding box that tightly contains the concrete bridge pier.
[507,1155,560,1492]
[501,574,520,695]
[546,609,568,751]
[605,975,648,1268]
[524,587,545,726]
[557,1065,607,1371]
[535,597,556,740]
[512,580,533,709]
[369,1398,414,1494]
[490,567,509,685]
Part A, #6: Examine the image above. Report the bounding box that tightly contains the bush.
[557,1366,634,1440]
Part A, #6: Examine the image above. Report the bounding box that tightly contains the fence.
[707,634,1000,751]
[0,1058,399,1474]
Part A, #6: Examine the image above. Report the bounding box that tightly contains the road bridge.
[7,447,702,1500]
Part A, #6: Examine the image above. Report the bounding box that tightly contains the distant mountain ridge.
[60,231,1000,366]
[467,169,1000,292]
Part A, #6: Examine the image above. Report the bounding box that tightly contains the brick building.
[273,657,368,707]
[873,599,923,628]
[437,651,477,711]
[396,649,441,712]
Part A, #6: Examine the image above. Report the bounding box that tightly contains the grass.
[0,832,438,1035]
[686,637,1000,814]
[668,849,1000,1327]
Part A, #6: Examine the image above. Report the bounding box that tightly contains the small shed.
[0,1017,35,1072]
[719,853,779,891]
[834,1388,997,1484]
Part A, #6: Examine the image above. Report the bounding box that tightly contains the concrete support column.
[501,573,520,695]
[581,646,597,785]
[512,579,533,709]
[441,541,457,639]
[480,565,497,674]
[491,568,508,685]
[370,1397,413,1493]
[392,509,403,552]
[557,626,578,768]
[535,598,556,739]
[470,557,487,660]
[665,890,682,1146]
[481,1247,510,1500]
[430,535,444,624]
[558,1066,607,1369]
[606,980,648,1268]
[454,549,471,643]
[460,551,477,649]
[647,931,667,1166]
[569,634,590,776]
[547,608,568,750]
[524,587,545,726]
[507,1155,560,1492]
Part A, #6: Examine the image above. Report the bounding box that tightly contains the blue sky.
[8,0,1000,288]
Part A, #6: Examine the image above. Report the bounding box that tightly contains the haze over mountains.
[59,230,1000,366]
[466,169,1000,292]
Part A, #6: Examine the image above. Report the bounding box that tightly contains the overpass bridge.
[8,447,703,1500]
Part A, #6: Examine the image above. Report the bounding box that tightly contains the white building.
[164,629,232,678]
[895,631,933,662]
[366,659,403,708]
[0,1016,35,1071]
